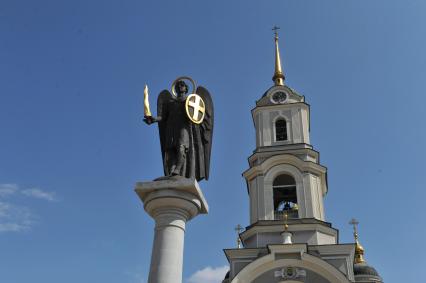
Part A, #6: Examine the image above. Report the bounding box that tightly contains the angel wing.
[157,89,175,175]
[196,86,214,180]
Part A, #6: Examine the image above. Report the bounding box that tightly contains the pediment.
[256,85,304,107]
[230,245,351,283]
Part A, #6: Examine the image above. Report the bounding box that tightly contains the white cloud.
[0,183,57,233]
[21,188,57,201]
[0,184,19,197]
[187,266,229,283]
[0,201,35,232]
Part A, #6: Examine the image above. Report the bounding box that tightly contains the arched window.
[273,174,298,219]
[275,119,287,141]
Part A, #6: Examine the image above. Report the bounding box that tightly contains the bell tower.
[243,28,327,227]
[222,29,383,283]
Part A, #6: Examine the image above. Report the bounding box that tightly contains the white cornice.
[243,154,326,181]
[251,102,309,117]
[240,222,337,241]
[224,248,264,262]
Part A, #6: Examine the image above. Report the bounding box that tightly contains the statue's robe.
[157,87,213,181]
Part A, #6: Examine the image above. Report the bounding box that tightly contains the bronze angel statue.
[143,77,214,181]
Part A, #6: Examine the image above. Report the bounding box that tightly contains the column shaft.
[148,209,188,283]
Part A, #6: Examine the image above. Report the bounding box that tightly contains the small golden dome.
[355,241,364,253]
[354,240,365,264]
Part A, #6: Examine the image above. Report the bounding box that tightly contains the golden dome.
[354,239,365,264]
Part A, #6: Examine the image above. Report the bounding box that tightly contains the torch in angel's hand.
[143,84,156,125]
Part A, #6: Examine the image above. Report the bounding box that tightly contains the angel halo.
[171,76,196,96]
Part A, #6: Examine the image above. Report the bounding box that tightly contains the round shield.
[185,94,205,124]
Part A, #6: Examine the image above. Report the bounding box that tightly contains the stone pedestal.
[135,177,208,283]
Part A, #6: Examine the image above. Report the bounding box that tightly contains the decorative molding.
[274,266,306,281]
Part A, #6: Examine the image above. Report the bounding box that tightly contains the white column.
[148,207,188,283]
[135,178,209,283]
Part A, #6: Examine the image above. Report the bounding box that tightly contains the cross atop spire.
[349,218,359,238]
[349,218,365,263]
[271,26,285,86]
[272,25,280,38]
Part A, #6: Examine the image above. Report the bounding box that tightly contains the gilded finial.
[235,224,244,249]
[349,218,365,264]
[272,26,285,86]
[284,211,289,231]
[281,211,293,244]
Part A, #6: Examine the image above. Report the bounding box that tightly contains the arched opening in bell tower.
[273,174,298,219]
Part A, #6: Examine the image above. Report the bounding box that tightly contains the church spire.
[272,26,285,86]
[350,218,366,264]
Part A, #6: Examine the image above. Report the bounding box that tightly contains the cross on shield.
[185,94,206,124]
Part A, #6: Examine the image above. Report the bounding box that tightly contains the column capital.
[135,177,209,221]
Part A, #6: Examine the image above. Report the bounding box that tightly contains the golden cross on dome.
[349,218,359,239]
[349,218,366,263]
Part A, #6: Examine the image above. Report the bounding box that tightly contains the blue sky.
[1,1,425,282]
